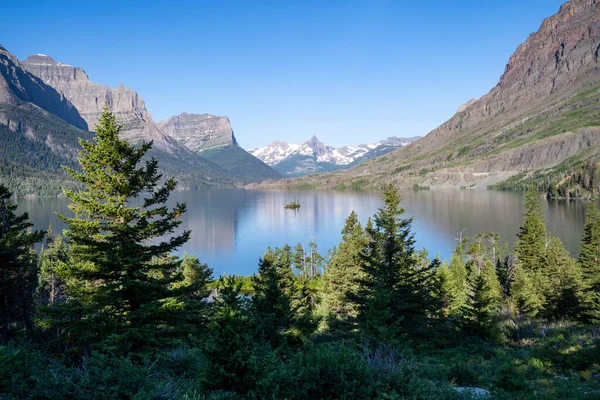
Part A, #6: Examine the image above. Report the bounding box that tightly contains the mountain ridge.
[252,0,600,193]
[157,112,282,183]
[0,46,239,195]
[249,135,418,176]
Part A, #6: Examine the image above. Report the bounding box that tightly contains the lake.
[16,189,594,276]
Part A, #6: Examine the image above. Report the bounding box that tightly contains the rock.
[21,54,179,153]
[157,113,237,152]
[0,48,87,129]
[457,98,478,113]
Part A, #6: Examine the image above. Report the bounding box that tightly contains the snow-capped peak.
[248,135,419,176]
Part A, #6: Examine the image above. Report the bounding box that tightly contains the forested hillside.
[0,104,91,197]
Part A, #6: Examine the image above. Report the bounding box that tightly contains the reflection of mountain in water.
[16,189,594,277]
[170,190,248,262]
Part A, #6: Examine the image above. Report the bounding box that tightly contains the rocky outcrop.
[0,47,87,129]
[0,46,94,196]
[21,54,180,154]
[157,112,281,183]
[157,113,237,152]
[421,0,600,155]
[1,49,236,190]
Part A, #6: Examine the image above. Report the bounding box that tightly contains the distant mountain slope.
[21,53,235,190]
[249,136,418,176]
[158,113,282,183]
[254,0,600,193]
[200,145,283,184]
[0,103,92,197]
[0,45,93,196]
[157,113,238,152]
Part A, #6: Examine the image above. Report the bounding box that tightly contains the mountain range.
[255,0,600,195]
[0,48,285,196]
[3,0,599,197]
[157,113,281,183]
[249,136,418,176]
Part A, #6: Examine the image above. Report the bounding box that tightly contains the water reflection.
[16,189,594,276]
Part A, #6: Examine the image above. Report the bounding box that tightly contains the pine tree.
[446,238,469,316]
[354,184,437,342]
[38,225,69,306]
[307,240,324,278]
[511,268,543,316]
[292,242,307,279]
[435,261,453,318]
[460,260,502,340]
[48,107,204,352]
[323,211,367,334]
[291,274,318,341]
[174,254,213,328]
[543,237,583,320]
[251,247,294,348]
[511,190,549,316]
[579,202,600,322]
[0,184,44,341]
[514,190,547,272]
[204,276,264,394]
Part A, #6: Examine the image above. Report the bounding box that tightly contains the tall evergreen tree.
[322,211,367,334]
[251,247,294,348]
[543,237,583,320]
[204,276,264,394]
[292,242,307,279]
[174,254,213,329]
[38,226,69,306]
[0,184,44,341]
[514,190,547,272]
[461,258,502,340]
[579,202,600,322]
[48,107,204,352]
[511,268,543,316]
[511,190,549,316]
[307,240,324,278]
[354,184,437,342]
[435,261,454,318]
[445,238,469,317]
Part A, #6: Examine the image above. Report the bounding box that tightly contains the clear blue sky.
[2,0,565,148]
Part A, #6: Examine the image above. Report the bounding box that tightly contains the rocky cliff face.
[157,113,238,152]
[157,112,282,183]
[21,54,180,154]
[8,50,237,191]
[0,47,87,129]
[257,0,600,190]
[0,45,94,196]
[420,0,600,156]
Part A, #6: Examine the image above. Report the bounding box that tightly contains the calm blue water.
[16,189,592,276]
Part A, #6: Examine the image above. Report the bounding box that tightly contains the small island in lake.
[284,198,301,209]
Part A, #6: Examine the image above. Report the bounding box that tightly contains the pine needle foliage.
[0,184,44,341]
[48,107,205,353]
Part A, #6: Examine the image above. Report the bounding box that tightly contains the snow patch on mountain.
[248,135,419,176]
